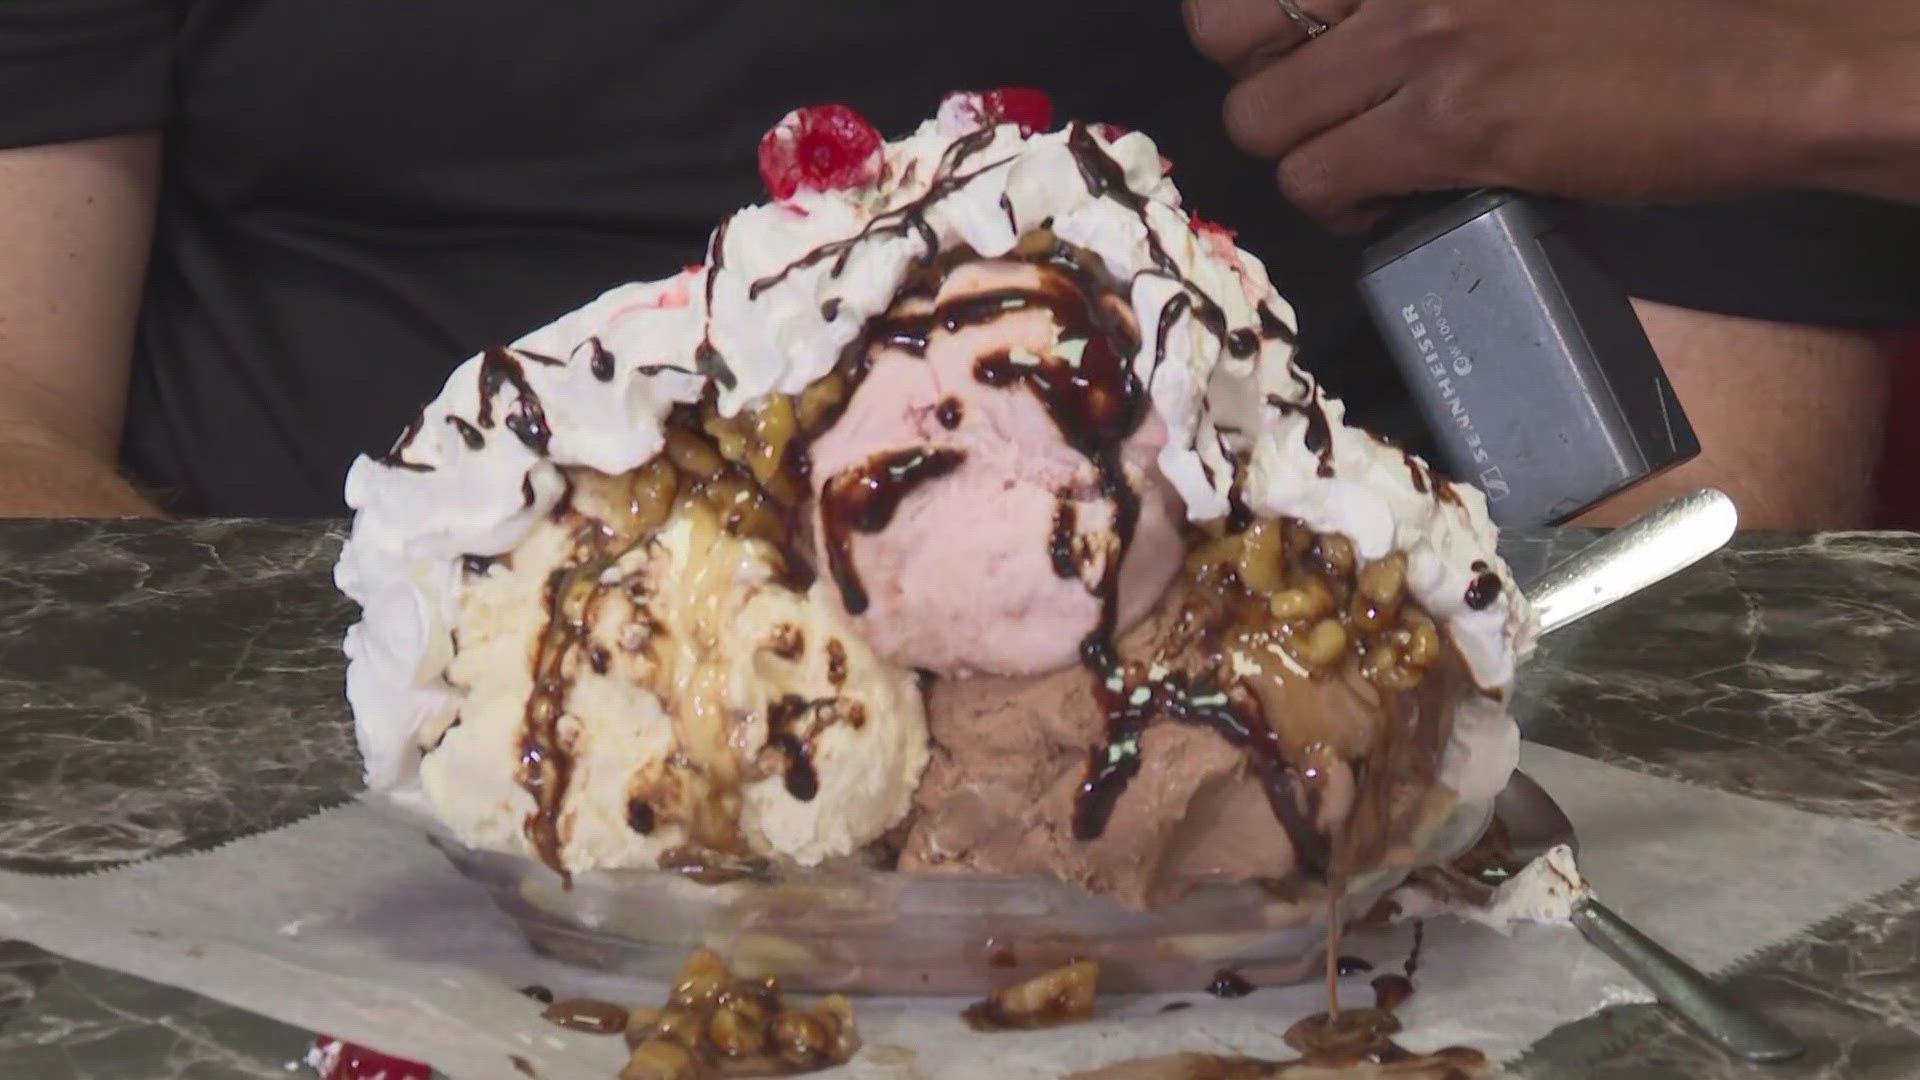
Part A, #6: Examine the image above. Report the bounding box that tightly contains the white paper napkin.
[2,742,1916,1080]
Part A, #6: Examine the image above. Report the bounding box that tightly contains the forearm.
[1797,33,1920,205]
[1576,301,1888,530]
[0,430,160,517]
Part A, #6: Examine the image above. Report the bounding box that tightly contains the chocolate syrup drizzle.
[1257,301,1298,345]
[477,347,553,454]
[1266,392,1334,479]
[447,415,486,450]
[1464,571,1502,611]
[766,694,822,802]
[374,423,434,473]
[1048,501,1080,578]
[694,220,737,390]
[517,554,618,883]
[748,126,1007,301]
[820,448,967,616]
[586,337,615,382]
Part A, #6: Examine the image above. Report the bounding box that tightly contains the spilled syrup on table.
[540,997,629,1035]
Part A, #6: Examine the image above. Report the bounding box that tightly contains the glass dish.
[389,795,1492,995]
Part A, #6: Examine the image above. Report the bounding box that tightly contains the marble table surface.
[0,520,1914,1079]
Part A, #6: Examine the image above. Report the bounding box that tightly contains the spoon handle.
[1572,898,1804,1063]
[1530,488,1738,636]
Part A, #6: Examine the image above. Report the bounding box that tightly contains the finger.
[1184,0,1360,75]
[1221,3,1409,159]
[1275,94,1455,231]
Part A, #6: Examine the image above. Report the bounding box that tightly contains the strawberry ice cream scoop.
[808,257,1185,678]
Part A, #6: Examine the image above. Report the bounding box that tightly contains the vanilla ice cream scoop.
[416,470,927,874]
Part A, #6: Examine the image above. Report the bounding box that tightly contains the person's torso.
[128,0,1379,514]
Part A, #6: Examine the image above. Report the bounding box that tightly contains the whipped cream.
[338,104,1536,792]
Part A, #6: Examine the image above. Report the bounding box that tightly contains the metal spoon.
[1492,771,1805,1063]
[1529,488,1739,636]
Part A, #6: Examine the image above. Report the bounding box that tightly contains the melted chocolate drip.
[587,337,615,382]
[1278,915,1487,1077]
[935,397,964,429]
[518,985,554,1004]
[461,554,498,575]
[820,448,966,615]
[820,298,842,322]
[1049,500,1080,578]
[1226,328,1260,359]
[1337,956,1374,976]
[999,192,1018,234]
[517,348,564,367]
[1464,572,1502,610]
[1206,970,1255,999]
[1266,392,1335,479]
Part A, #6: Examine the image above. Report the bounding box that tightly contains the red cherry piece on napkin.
[1092,122,1131,142]
[310,1036,433,1080]
[758,104,884,201]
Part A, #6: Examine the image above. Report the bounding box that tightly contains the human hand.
[1184,0,1890,230]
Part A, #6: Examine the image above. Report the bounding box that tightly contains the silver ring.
[1272,0,1330,39]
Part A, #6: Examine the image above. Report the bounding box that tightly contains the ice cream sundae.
[336,89,1535,930]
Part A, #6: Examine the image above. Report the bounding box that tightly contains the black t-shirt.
[7,0,1920,514]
